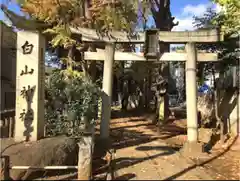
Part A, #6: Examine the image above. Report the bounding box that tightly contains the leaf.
[45,69,101,137]
[43,28,57,34]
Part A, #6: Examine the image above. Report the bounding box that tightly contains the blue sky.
[144,0,219,31]
[1,0,219,31]
[0,0,23,19]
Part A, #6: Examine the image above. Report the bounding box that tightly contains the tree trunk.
[118,62,124,107]
[146,65,152,109]
[150,0,178,122]
[88,45,97,82]
[212,67,224,143]
[120,44,132,110]
[67,45,75,70]
[83,0,98,81]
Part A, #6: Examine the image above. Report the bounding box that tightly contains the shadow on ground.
[93,144,176,177]
[163,136,239,180]
[93,109,186,180]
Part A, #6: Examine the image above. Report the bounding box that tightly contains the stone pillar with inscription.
[15,31,45,142]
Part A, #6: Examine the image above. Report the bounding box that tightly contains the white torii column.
[15,31,45,142]
[100,43,116,139]
[185,42,198,143]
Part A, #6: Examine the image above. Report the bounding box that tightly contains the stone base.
[180,141,207,159]
[1,136,78,180]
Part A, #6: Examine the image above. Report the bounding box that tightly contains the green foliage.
[16,0,139,48]
[91,0,138,33]
[193,7,238,64]
[212,0,240,35]
[14,0,140,76]
[44,68,100,137]
[194,8,218,29]
[193,5,239,87]
[44,24,76,48]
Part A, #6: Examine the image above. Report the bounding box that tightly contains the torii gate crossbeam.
[71,27,224,145]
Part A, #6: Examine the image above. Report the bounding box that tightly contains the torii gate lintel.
[74,27,223,145]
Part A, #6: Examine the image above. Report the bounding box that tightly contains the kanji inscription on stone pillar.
[15,31,45,142]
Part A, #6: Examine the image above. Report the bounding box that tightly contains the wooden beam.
[77,136,93,180]
[84,52,218,62]
[10,166,78,170]
[70,27,224,43]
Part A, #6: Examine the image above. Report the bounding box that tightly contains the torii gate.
[12,27,223,144]
[0,4,225,146]
[70,27,224,144]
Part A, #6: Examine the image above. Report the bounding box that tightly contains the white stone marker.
[15,31,45,142]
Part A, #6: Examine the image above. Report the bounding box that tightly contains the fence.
[0,109,15,138]
[0,136,93,180]
[0,157,85,180]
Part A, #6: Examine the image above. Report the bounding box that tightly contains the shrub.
[44,69,100,137]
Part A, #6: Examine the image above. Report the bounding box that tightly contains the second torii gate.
[71,27,224,144]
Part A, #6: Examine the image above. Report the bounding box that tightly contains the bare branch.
[153,0,160,9]
[149,0,158,17]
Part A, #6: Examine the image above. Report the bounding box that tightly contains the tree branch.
[153,0,160,9]
[149,0,158,18]
[138,8,148,29]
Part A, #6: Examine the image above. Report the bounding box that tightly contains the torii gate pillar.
[185,42,198,142]
[100,43,116,139]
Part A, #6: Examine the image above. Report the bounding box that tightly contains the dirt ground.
[2,109,239,180]
[204,149,240,180]
[92,110,240,180]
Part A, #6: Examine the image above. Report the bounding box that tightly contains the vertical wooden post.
[5,118,10,138]
[100,43,115,139]
[44,125,46,138]
[185,42,198,142]
[1,156,10,180]
[77,135,93,180]
[9,117,13,137]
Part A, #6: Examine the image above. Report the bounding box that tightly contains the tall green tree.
[193,3,239,141]
[212,0,240,35]
[146,0,178,120]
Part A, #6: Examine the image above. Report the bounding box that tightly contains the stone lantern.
[144,29,160,61]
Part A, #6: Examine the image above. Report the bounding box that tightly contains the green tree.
[2,0,180,137]
[150,0,178,122]
[212,0,240,35]
[45,69,100,137]
[193,4,239,142]
[132,0,178,118]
